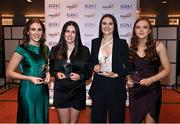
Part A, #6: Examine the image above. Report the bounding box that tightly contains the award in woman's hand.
[99,56,111,73]
[63,59,72,78]
[130,71,142,84]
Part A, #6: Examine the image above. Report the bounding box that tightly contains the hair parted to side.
[129,17,158,63]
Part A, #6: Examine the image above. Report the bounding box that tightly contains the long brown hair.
[23,18,48,62]
[129,17,158,63]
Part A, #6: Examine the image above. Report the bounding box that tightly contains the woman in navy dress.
[126,17,171,123]
[49,21,92,123]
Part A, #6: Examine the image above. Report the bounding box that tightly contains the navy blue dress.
[129,53,161,123]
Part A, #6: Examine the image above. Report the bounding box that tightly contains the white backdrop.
[45,0,137,49]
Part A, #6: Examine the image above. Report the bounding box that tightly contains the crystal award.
[63,59,72,78]
[99,56,111,72]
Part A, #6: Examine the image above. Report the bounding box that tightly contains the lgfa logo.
[49,3,61,9]
[48,22,61,28]
[119,23,132,28]
[85,3,96,9]
[84,22,96,28]
[66,13,78,18]
[120,4,133,10]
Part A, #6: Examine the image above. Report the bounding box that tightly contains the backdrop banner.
[45,0,137,49]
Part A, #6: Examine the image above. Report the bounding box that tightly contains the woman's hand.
[99,71,118,78]
[139,78,153,86]
[29,76,44,85]
[56,72,66,80]
[69,73,80,81]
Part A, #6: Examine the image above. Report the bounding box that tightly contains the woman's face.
[65,25,76,44]
[101,17,114,36]
[28,22,43,43]
[135,20,151,40]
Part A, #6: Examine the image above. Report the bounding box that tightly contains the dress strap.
[100,39,113,49]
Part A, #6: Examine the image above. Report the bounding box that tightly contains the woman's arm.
[140,42,171,86]
[6,52,44,84]
[151,42,171,81]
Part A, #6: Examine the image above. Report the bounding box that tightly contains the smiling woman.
[6,18,50,123]
[49,21,92,123]
[89,14,129,123]
[127,17,171,123]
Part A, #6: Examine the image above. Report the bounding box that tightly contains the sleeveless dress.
[129,53,161,123]
[15,44,49,123]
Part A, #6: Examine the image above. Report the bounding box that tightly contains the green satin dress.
[15,44,49,123]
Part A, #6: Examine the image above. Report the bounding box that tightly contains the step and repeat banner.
[45,0,137,49]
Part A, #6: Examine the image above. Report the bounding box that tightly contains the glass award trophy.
[63,59,72,78]
[99,56,111,72]
[130,71,142,84]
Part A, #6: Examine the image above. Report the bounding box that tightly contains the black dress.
[49,46,92,110]
[129,53,161,123]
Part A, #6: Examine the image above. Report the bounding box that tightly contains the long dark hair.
[129,17,158,63]
[98,14,119,39]
[23,18,48,61]
[53,21,83,60]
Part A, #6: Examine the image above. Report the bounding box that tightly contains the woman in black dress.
[49,21,92,123]
[89,14,129,123]
[127,17,171,123]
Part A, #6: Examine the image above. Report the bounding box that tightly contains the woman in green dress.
[6,18,50,123]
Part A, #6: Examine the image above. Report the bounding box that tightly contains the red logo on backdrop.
[102,4,114,10]
[48,32,61,38]
[66,4,78,10]
[84,13,96,18]
[120,13,132,19]
[49,12,61,19]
